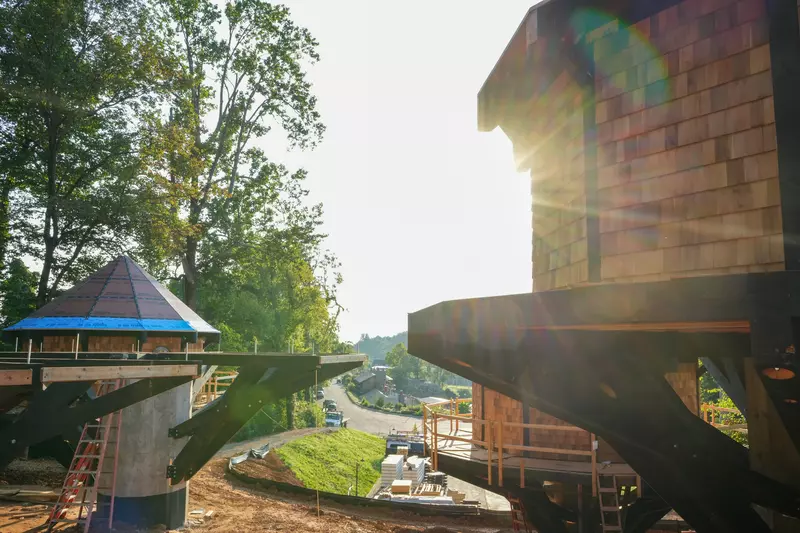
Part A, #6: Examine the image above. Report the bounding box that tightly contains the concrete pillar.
[96,381,192,530]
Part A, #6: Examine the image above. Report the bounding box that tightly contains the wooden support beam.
[744,357,800,533]
[41,364,199,383]
[0,369,32,386]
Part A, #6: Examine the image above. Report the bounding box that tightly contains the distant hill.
[356,332,408,362]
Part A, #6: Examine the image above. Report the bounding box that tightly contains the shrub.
[375,397,385,408]
[458,401,472,415]
[360,397,369,406]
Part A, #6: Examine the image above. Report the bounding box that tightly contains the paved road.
[323,385,510,511]
[323,384,420,435]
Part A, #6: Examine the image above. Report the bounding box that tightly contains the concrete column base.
[94,488,187,530]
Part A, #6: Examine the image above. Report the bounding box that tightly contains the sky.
[272,1,538,342]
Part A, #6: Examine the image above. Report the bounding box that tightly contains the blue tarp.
[4,317,196,332]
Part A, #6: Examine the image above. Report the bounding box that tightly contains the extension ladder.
[507,494,532,532]
[47,380,123,532]
[597,473,623,532]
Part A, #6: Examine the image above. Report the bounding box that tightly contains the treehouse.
[409,0,800,532]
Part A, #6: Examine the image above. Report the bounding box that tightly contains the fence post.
[590,433,597,497]
[423,406,428,456]
[487,421,493,486]
[498,422,504,487]
[433,412,439,471]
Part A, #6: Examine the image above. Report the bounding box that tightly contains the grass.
[275,429,385,497]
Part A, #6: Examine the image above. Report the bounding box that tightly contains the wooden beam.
[0,369,32,386]
[41,364,198,383]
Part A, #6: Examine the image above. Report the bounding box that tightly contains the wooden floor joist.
[40,364,199,383]
[0,369,33,386]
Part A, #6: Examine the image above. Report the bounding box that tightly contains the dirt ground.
[232,453,304,487]
[0,458,66,488]
[188,458,502,533]
[0,456,502,533]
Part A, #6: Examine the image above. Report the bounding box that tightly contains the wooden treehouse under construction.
[409,0,800,532]
[0,256,364,531]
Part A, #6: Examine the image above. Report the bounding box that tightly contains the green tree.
[0,259,37,327]
[0,0,170,305]
[385,343,422,389]
[144,0,324,310]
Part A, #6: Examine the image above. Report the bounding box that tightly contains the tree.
[385,343,422,389]
[0,259,37,327]
[145,0,324,309]
[0,0,170,305]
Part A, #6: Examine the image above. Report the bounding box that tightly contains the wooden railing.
[701,403,748,433]
[195,370,238,407]
[422,398,602,494]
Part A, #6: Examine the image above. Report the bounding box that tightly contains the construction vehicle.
[324,410,349,428]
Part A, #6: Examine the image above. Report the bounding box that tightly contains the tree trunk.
[182,235,198,310]
[0,177,12,274]
[36,117,60,307]
[286,393,295,430]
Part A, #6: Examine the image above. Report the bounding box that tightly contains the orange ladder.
[47,380,123,532]
[508,494,532,532]
[597,472,623,532]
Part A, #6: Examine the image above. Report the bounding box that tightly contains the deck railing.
[194,370,238,407]
[421,398,601,494]
[422,398,747,495]
[701,403,747,433]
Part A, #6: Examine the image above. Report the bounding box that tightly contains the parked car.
[323,399,338,411]
[316,389,325,400]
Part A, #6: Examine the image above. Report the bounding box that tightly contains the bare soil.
[0,456,496,533]
[0,458,66,488]
[232,453,303,487]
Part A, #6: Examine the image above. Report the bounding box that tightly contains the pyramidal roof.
[5,256,220,339]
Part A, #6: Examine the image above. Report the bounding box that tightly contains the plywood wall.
[531,72,589,292]
[35,335,204,353]
[593,0,782,282]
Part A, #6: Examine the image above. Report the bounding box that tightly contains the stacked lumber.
[413,483,443,496]
[380,455,403,486]
[404,456,426,487]
[390,480,412,494]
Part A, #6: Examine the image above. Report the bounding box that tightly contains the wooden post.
[590,433,597,497]
[450,399,454,433]
[422,407,428,456]
[74,334,79,359]
[520,454,525,489]
[497,422,504,487]
[636,474,642,498]
[487,421,493,486]
[432,413,438,471]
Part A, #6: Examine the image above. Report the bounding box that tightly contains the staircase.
[507,494,532,532]
[47,380,123,532]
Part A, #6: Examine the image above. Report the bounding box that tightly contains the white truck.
[324,410,349,428]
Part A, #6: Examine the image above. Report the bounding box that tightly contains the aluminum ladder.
[47,379,123,532]
[507,494,532,532]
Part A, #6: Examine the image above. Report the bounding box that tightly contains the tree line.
[0,0,347,357]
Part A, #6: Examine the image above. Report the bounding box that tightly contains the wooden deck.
[431,426,636,479]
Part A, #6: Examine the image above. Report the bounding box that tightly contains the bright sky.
[274,1,537,342]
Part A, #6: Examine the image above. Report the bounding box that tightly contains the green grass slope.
[275,429,385,497]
